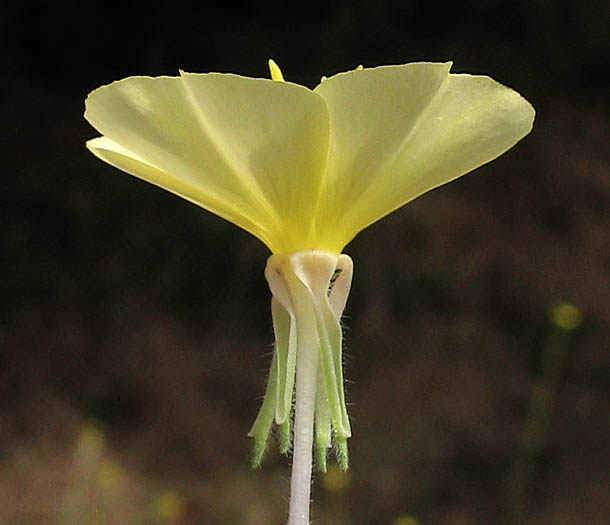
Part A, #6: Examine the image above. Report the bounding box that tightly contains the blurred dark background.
[2,1,609,523]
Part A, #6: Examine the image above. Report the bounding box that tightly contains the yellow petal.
[179,72,330,253]
[346,72,536,236]
[312,62,452,250]
[313,63,535,250]
[86,136,273,245]
[85,73,330,253]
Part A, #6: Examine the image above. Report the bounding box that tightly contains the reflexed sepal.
[248,293,296,466]
[248,343,279,469]
[278,420,291,455]
[315,362,332,473]
[335,436,349,471]
[249,250,354,469]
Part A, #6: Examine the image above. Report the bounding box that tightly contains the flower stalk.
[289,291,318,525]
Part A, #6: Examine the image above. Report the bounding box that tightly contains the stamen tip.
[268,58,285,82]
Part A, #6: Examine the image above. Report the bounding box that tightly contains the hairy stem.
[288,304,318,525]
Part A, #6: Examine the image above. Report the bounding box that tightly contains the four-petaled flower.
[85,59,534,522]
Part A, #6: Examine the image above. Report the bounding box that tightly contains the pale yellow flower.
[84,60,534,480]
[85,60,534,255]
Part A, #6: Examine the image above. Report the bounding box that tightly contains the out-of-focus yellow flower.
[85,60,534,473]
[154,489,186,521]
[85,60,534,255]
[75,419,105,463]
[321,464,350,492]
[96,460,124,491]
[548,301,582,331]
[393,515,419,525]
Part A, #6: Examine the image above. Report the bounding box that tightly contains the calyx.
[249,250,353,471]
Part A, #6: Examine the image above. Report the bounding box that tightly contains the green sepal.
[316,440,328,473]
[335,436,349,471]
[272,297,297,426]
[248,329,279,469]
[314,295,351,438]
[278,420,291,455]
[315,363,331,473]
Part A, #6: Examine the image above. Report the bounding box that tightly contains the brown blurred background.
[2,1,609,523]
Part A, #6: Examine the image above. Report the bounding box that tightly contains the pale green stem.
[288,301,318,525]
